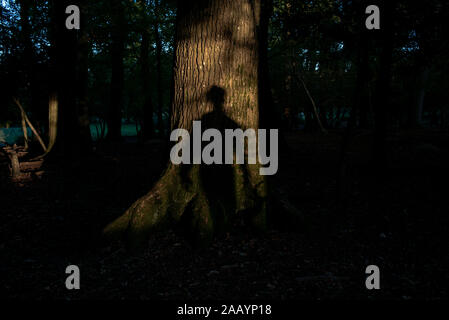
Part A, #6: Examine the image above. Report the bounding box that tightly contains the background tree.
[139,0,155,140]
[107,0,126,141]
[49,0,80,159]
[77,0,92,152]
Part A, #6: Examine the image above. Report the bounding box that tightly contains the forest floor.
[0,129,448,300]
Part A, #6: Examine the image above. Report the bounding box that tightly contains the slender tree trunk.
[44,93,58,155]
[21,109,29,149]
[356,37,370,129]
[336,33,369,213]
[257,0,274,130]
[258,0,289,153]
[154,0,164,135]
[294,72,327,134]
[18,0,32,67]
[408,63,429,128]
[373,1,394,171]
[77,10,92,152]
[49,0,80,159]
[104,0,270,249]
[141,29,154,140]
[416,66,429,125]
[18,0,45,134]
[107,0,125,141]
[18,0,36,116]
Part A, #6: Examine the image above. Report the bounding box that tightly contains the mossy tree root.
[103,163,269,250]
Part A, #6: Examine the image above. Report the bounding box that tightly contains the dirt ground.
[1,130,448,300]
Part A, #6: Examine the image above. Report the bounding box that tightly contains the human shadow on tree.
[178,85,264,245]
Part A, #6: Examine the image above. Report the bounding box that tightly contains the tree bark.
[104,0,269,249]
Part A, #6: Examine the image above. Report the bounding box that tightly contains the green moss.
[103,162,270,250]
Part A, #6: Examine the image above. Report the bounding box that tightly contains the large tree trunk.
[104,0,269,249]
[107,0,125,141]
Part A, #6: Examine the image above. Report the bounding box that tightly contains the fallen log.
[3,146,21,178]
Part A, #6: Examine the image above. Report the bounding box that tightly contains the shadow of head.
[206,85,226,111]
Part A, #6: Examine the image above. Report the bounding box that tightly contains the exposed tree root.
[103,160,306,250]
[103,163,270,250]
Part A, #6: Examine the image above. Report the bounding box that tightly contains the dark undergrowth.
[0,130,448,300]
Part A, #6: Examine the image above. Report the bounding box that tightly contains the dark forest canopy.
[1,0,177,143]
[1,0,448,142]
